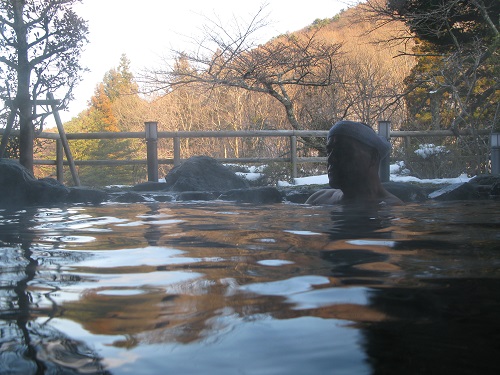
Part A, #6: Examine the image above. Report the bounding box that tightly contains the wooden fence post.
[404,136,410,161]
[173,136,181,166]
[290,135,297,180]
[48,93,80,186]
[491,133,500,174]
[145,122,159,182]
[378,120,391,182]
[56,139,64,183]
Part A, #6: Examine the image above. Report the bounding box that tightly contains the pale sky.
[59,0,353,123]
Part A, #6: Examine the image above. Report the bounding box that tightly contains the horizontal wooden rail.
[33,157,312,166]
[1,126,493,185]
[51,130,330,140]
[2,128,489,140]
[391,129,490,137]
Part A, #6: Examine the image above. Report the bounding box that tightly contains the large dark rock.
[383,181,427,202]
[468,174,500,198]
[35,177,71,203]
[428,182,480,201]
[491,182,500,197]
[67,187,108,204]
[110,191,149,203]
[469,174,500,186]
[176,191,218,201]
[164,156,249,192]
[0,158,107,208]
[0,159,69,208]
[132,181,168,192]
[219,187,283,204]
[283,187,320,204]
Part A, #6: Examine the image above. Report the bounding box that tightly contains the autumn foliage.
[40,1,498,185]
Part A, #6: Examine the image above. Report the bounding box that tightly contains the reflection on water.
[1,201,500,374]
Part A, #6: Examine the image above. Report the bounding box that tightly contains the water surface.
[1,200,499,374]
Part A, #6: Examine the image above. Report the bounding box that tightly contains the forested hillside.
[42,3,411,185]
[39,0,497,186]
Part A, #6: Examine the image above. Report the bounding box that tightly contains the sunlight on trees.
[50,3,421,185]
[362,0,499,175]
[35,1,498,184]
[63,55,146,185]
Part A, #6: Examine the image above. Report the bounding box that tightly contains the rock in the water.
[176,191,217,201]
[0,158,109,207]
[34,177,70,204]
[111,191,149,203]
[283,187,319,204]
[491,182,500,196]
[383,181,427,202]
[0,159,69,207]
[164,156,249,192]
[67,187,108,204]
[428,182,480,201]
[469,174,500,197]
[151,194,174,202]
[469,174,500,186]
[132,181,168,191]
[219,187,283,204]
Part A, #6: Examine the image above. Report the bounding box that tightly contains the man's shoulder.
[305,189,343,205]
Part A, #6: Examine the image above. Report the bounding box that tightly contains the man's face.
[326,135,373,189]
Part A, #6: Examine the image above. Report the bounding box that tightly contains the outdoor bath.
[1,199,499,374]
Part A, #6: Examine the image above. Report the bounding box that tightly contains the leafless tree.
[0,0,88,172]
[142,5,343,136]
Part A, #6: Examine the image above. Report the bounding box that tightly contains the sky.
[57,0,354,123]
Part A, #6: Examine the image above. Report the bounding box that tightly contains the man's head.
[306,121,402,205]
[327,120,391,159]
[326,121,391,190]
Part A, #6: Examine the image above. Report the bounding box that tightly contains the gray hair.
[328,120,391,159]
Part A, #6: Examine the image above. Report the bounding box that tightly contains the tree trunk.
[14,0,34,173]
[17,97,34,173]
[266,84,301,130]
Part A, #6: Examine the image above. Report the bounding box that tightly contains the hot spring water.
[1,200,499,374]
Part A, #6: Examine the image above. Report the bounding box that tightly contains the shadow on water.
[320,203,500,375]
[322,205,395,282]
[0,207,110,374]
[363,278,500,375]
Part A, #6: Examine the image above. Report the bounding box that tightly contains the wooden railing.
[1,127,329,184]
[0,124,492,185]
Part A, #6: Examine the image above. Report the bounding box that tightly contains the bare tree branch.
[141,5,343,134]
